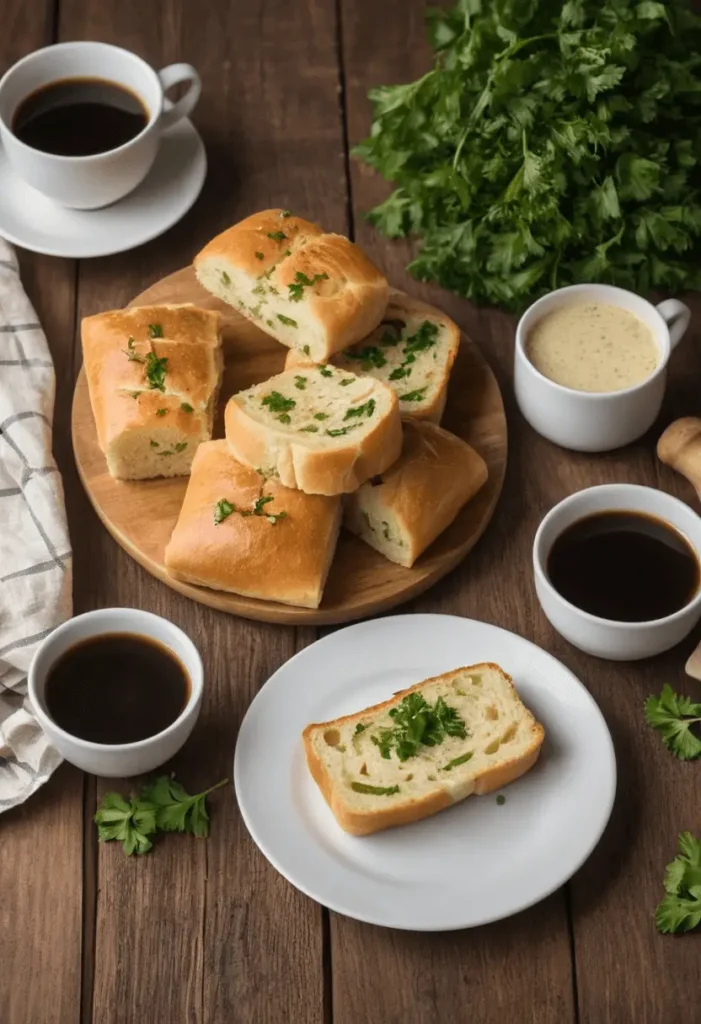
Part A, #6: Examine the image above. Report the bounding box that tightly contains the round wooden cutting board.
[72,268,507,624]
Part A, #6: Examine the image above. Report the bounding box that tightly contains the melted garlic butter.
[526,301,659,393]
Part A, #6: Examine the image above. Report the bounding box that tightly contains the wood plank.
[0,7,84,1024]
[337,2,576,1021]
[54,0,347,1019]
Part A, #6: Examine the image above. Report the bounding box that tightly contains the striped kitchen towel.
[0,238,72,812]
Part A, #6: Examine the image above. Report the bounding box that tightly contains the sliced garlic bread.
[285,291,460,423]
[194,209,388,362]
[303,663,544,836]
[345,420,488,567]
[225,365,402,495]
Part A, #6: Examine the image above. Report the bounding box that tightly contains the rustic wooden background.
[2,2,701,1022]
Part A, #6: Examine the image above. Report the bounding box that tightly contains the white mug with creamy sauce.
[514,283,691,452]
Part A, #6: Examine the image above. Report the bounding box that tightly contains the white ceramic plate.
[0,118,206,258]
[234,614,616,931]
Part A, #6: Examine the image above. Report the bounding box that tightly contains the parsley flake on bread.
[303,663,544,836]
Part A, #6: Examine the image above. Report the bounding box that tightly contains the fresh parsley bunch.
[355,0,701,310]
[94,775,228,856]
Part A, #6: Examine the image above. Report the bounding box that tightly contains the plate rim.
[234,612,617,931]
[0,119,206,259]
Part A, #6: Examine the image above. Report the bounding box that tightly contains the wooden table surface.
[3,2,701,1022]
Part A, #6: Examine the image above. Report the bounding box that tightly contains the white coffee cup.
[0,41,201,210]
[28,608,203,776]
[533,484,701,660]
[514,284,691,452]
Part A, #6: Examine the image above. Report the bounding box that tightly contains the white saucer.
[0,118,206,258]
[234,613,616,931]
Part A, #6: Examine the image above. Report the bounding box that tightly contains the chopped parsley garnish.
[267,230,287,242]
[214,499,235,525]
[350,782,400,796]
[145,352,168,392]
[181,402,193,413]
[280,210,291,218]
[221,270,231,285]
[130,392,139,400]
[150,440,159,448]
[313,412,328,420]
[303,345,311,355]
[262,391,296,414]
[294,375,307,390]
[157,441,188,457]
[339,378,354,386]
[399,386,428,403]
[442,751,473,771]
[254,252,264,261]
[319,366,333,377]
[389,366,410,381]
[496,795,506,806]
[288,270,329,302]
[326,426,354,437]
[252,496,274,514]
[266,319,275,328]
[346,345,387,370]
[354,723,368,735]
[300,425,318,432]
[277,313,298,328]
[278,413,291,425]
[123,337,144,363]
[403,321,438,358]
[158,450,174,457]
[371,693,466,762]
[252,284,266,297]
[147,323,164,339]
[156,408,167,417]
[174,442,188,453]
[344,399,375,421]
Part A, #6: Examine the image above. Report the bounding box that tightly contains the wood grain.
[0,7,84,1024]
[71,267,507,624]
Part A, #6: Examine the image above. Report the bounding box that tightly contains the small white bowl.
[28,608,203,776]
[514,283,691,452]
[533,484,701,661]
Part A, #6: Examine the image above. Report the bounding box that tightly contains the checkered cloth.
[0,239,71,811]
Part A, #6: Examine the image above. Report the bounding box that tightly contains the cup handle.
[157,63,201,132]
[656,298,691,351]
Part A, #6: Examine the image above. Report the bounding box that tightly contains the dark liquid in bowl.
[12,77,149,156]
[45,633,189,744]
[547,510,699,622]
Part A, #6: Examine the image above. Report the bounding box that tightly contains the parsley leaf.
[221,271,231,285]
[267,231,287,242]
[371,692,466,762]
[294,375,307,390]
[254,252,264,260]
[214,499,235,525]
[277,313,298,328]
[656,832,701,934]
[399,387,428,402]
[123,337,144,363]
[339,378,354,386]
[644,684,701,760]
[147,323,163,339]
[262,391,296,414]
[156,408,167,417]
[314,412,329,420]
[344,399,376,420]
[442,751,473,771]
[139,776,228,838]
[288,271,329,302]
[94,792,157,856]
[351,782,400,796]
[346,346,387,370]
[181,402,193,413]
[280,210,292,218]
[145,352,168,391]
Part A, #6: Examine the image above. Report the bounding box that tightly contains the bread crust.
[225,379,403,496]
[194,209,389,359]
[284,290,460,423]
[303,663,545,836]
[164,441,341,608]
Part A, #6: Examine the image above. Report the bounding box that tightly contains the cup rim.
[28,608,203,752]
[0,40,162,164]
[516,283,671,401]
[532,483,701,630]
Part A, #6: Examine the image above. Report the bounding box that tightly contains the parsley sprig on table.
[371,692,466,762]
[656,832,701,934]
[355,0,701,310]
[94,776,228,856]
[644,684,701,760]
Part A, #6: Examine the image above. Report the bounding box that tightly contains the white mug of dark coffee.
[0,41,201,210]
